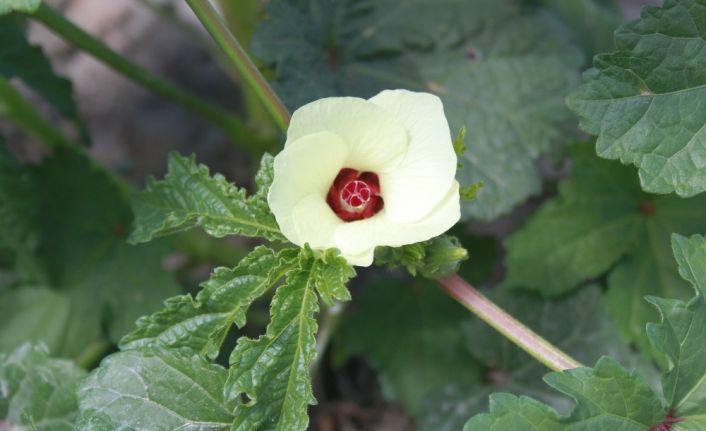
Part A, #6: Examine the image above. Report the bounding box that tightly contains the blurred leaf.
[671,233,706,299]
[252,0,582,220]
[0,149,180,357]
[76,347,233,430]
[567,0,706,197]
[505,144,706,351]
[420,286,651,431]
[0,0,40,15]
[226,250,354,431]
[340,279,482,415]
[543,0,621,58]
[0,343,86,430]
[129,152,284,244]
[120,246,299,359]
[0,15,88,142]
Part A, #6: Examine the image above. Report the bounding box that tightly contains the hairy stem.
[185,0,291,132]
[31,3,267,153]
[435,274,582,372]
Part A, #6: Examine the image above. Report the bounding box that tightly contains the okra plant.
[2,0,706,430]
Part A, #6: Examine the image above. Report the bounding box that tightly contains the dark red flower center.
[327,168,384,222]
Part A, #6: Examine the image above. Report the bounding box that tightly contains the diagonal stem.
[185,0,291,132]
[30,3,268,153]
[435,274,582,372]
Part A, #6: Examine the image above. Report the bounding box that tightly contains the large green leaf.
[252,0,582,220]
[76,347,234,430]
[340,278,482,416]
[567,0,706,197]
[420,286,650,431]
[505,143,706,351]
[226,250,354,431]
[0,15,87,142]
[0,149,180,357]
[465,235,706,430]
[129,152,284,244]
[120,246,299,359]
[0,343,86,430]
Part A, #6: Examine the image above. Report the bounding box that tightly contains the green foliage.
[0,0,40,16]
[0,147,179,357]
[0,343,86,430]
[375,235,468,278]
[505,144,706,352]
[76,347,234,430]
[252,0,582,220]
[129,152,285,244]
[465,236,706,430]
[0,15,87,142]
[340,279,481,416]
[568,0,706,197]
[421,286,649,431]
[226,249,354,431]
[120,246,299,359]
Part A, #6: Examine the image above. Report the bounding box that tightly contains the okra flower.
[268,89,460,266]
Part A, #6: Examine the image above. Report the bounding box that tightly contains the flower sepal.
[375,235,468,279]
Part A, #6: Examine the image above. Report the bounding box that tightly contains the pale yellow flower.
[268,89,460,266]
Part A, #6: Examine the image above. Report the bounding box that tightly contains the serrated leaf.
[254,152,275,200]
[465,235,706,430]
[567,0,706,197]
[0,343,86,430]
[226,251,353,431]
[129,152,284,244]
[120,246,299,359]
[0,0,40,15]
[76,347,234,430]
[463,393,562,431]
[421,286,652,431]
[671,233,706,299]
[0,149,180,357]
[505,144,706,351]
[340,279,482,416]
[252,0,581,220]
[0,15,87,142]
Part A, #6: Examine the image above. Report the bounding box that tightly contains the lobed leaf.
[226,250,354,431]
[120,246,299,359]
[129,152,284,244]
[0,343,86,430]
[567,0,706,197]
[505,143,706,352]
[76,347,234,431]
[252,0,582,220]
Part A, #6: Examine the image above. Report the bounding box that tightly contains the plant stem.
[185,0,291,132]
[30,3,267,153]
[311,302,346,374]
[435,274,582,372]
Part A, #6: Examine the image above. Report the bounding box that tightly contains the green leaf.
[120,246,299,359]
[671,233,706,299]
[421,286,652,431]
[340,279,482,416]
[567,0,706,197]
[76,347,234,430]
[505,143,706,351]
[226,250,353,431]
[465,235,706,430]
[0,0,40,15]
[0,149,180,357]
[252,0,582,220]
[0,343,86,430]
[129,152,284,244]
[463,393,562,431]
[0,15,87,142]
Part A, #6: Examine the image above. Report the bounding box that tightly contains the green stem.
[0,76,78,151]
[435,274,582,372]
[185,0,291,132]
[311,302,346,374]
[31,3,267,153]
